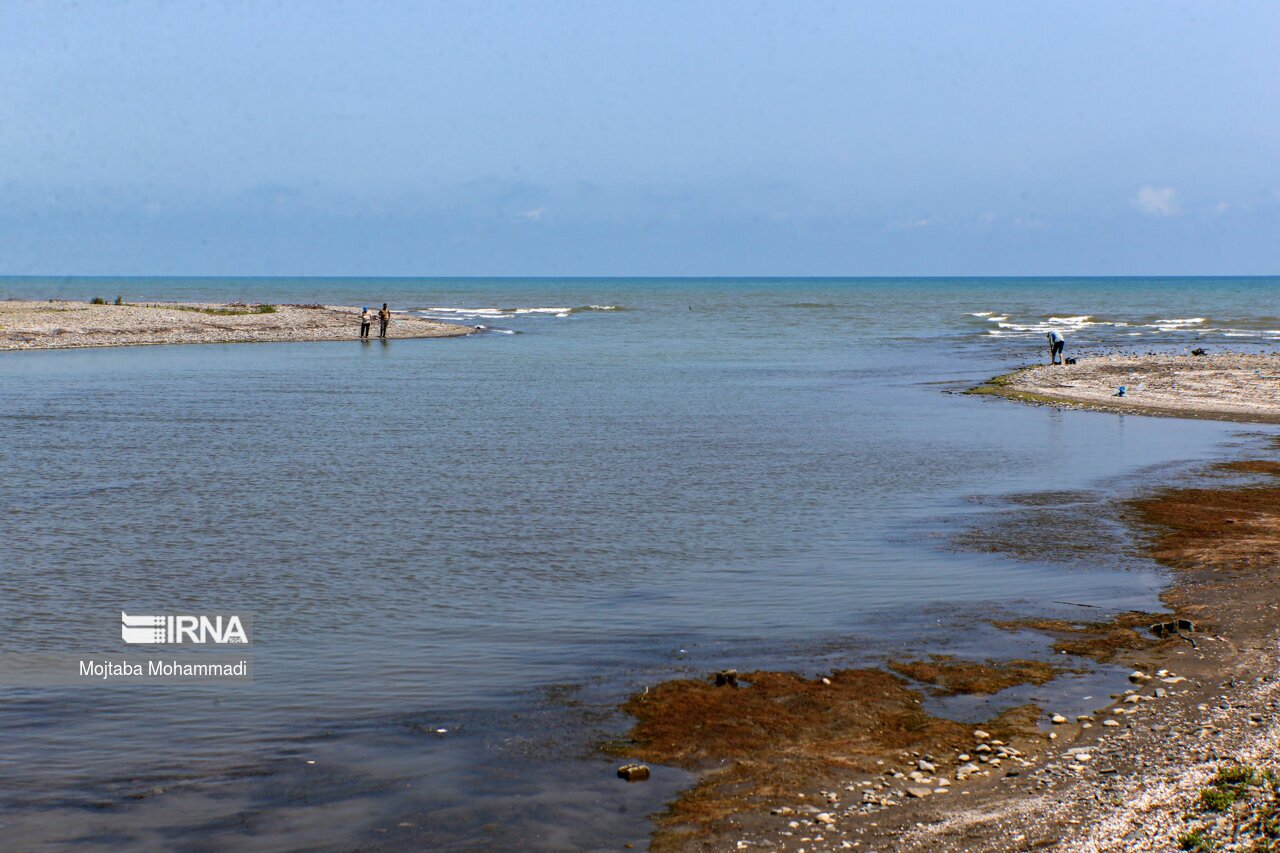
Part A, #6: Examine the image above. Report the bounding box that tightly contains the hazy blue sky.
[2,1,1277,275]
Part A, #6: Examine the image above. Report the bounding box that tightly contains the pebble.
[1051,714,1068,724]
[1103,719,1121,727]
[906,787,932,798]
[617,764,650,782]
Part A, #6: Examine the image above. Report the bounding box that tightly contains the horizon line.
[3,274,1279,282]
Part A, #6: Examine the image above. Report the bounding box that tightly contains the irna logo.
[121,611,250,645]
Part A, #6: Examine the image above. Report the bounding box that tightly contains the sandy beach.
[972,354,1280,424]
[0,300,473,350]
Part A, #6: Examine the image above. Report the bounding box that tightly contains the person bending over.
[1047,330,1065,365]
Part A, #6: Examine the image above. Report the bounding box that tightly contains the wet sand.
[0,300,473,350]
[615,425,1280,849]
[970,353,1280,423]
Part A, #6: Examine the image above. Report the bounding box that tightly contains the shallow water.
[2,277,1277,849]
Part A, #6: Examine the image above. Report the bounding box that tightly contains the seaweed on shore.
[991,612,1163,662]
[1132,461,1280,573]
[887,656,1060,695]
[615,668,1042,849]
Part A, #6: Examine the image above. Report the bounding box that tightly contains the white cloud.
[1132,185,1179,216]
[518,206,549,221]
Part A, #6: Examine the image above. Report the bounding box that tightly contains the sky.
[1,0,1277,276]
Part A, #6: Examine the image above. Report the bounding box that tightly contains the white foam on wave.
[424,305,620,320]
[1046,315,1094,327]
[996,321,1057,333]
[427,307,513,318]
[1151,318,1206,331]
[977,310,1269,342]
[986,314,1099,334]
[968,311,994,317]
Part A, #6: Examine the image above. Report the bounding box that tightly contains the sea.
[2,277,1279,850]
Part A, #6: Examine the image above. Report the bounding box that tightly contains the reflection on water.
[1,277,1277,848]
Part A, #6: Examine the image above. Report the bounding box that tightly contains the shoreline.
[615,357,1280,852]
[623,457,1280,853]
[0,300,474,351]
[967,353,1280,425]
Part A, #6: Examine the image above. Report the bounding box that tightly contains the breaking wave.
[417,305,624,320]
[969,311,1280,341]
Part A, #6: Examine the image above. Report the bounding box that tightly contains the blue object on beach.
[1116,385,1127,397]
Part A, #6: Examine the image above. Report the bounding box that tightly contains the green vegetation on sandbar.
[964,368,1065,406]
[136,303,278,316]
[1177,828,1213,851]
[1180,764,1280,850]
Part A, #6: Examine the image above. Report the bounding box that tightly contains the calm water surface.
[2,277,1277,850]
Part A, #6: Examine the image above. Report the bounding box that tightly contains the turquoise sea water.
[2,277,1278,850]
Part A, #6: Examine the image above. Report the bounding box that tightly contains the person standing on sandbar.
[359,306,372,339]
[378,303,390,339]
